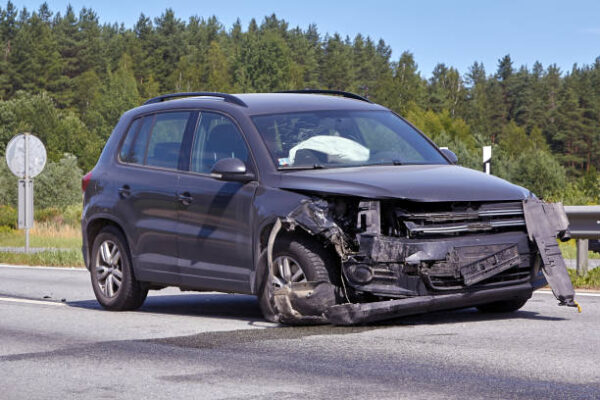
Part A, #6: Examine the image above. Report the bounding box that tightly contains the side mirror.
[210,158,255,183]
[440,148,458,164]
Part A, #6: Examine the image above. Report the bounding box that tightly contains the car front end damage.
[268,196,579,325]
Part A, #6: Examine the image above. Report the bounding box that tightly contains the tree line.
[0,2,598,205]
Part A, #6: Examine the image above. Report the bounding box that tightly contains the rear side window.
[119,116,153,164]
[145,112,190,169]
[118,112,191,169]
[119,118,141,162]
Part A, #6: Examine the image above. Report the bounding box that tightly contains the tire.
[476,298,528,313]
[258,233,338,323]
[90,226,148,311]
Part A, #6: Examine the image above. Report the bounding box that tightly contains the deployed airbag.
[289,135,370,164]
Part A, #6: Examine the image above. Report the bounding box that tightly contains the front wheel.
[258,233,338,323]
[90,226,148,311]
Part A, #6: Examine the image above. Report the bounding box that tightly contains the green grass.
[0,249,84,267]
[0,223,83,267]
[568,268,600,290]
[0,228,81,249]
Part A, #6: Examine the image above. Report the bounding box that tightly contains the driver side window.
[190,112,249,174]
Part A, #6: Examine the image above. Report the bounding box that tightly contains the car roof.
[133,93,389,116]
[234,93,388,115]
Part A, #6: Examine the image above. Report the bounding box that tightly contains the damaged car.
[82,90,578,325]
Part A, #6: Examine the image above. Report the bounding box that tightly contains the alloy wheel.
[94,240,123,298]
[272,255,307,288]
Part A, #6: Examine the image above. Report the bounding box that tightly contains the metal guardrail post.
[576,239,589,277]
[564,205,600,276]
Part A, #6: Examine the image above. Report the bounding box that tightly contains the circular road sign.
[5,133,47,178]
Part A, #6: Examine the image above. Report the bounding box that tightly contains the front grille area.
[394,201,526,238]
[347,201,536,297]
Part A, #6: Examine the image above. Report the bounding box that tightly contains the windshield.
[251,110,448,169]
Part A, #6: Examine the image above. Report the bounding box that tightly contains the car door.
[114,111,193,285]
[177,111,257,293]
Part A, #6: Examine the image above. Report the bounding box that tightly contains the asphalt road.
[1,265,598,400]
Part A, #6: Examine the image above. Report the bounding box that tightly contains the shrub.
[0,205,17,229]
[509,150,567,199]
[62,204,83,226]
[0,161,18,206]
[34,154,83,209]
[34,207,63,224]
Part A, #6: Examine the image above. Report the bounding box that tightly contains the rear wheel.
[476,298,528,313]
[90,226,148,311]
[258,233,338,323]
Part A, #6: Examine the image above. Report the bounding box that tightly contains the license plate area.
[458,244,521,286]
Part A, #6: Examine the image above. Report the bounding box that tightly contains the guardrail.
[565,205,600,276]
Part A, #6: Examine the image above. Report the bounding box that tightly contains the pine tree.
[321,33,353,90]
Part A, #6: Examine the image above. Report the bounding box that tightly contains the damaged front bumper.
[274,281,533,325]
[270,198,578,325]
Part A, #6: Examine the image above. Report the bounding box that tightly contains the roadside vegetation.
[0,204,84,267]
[0,249,83,267]
[568,269,600,290]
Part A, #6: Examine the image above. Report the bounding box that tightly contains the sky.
[12,0,600,77]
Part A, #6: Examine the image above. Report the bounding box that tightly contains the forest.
[0,1,599,212]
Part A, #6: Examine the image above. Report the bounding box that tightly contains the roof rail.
[277,89,373,103]
[143,92,247,107]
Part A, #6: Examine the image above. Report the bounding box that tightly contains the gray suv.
[82,90,577,325]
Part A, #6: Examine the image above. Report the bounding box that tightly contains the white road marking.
[535,290,600,297]
[0,264,86,271]
[0,296,66,306]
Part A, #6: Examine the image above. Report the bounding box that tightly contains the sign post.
[5,133,46,253]
[482,145,492,175]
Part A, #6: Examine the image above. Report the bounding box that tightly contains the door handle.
[178,192,193,205]
[118,185,131,199]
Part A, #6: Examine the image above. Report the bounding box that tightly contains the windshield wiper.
[280,164,325,170]
[363,160,403,167]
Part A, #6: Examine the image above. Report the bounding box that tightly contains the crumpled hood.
[277,164,530,202]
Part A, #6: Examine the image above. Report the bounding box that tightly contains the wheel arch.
[84,216,129,270]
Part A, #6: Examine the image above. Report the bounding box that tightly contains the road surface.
[1,265,598,399]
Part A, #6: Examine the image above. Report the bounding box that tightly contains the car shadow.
[67,292,566,326]
[67,292,265,322]
[375,307,566,327]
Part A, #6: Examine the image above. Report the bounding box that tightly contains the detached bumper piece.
[522,198,578,308]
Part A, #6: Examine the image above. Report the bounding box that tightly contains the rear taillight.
[82,171,92,192]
